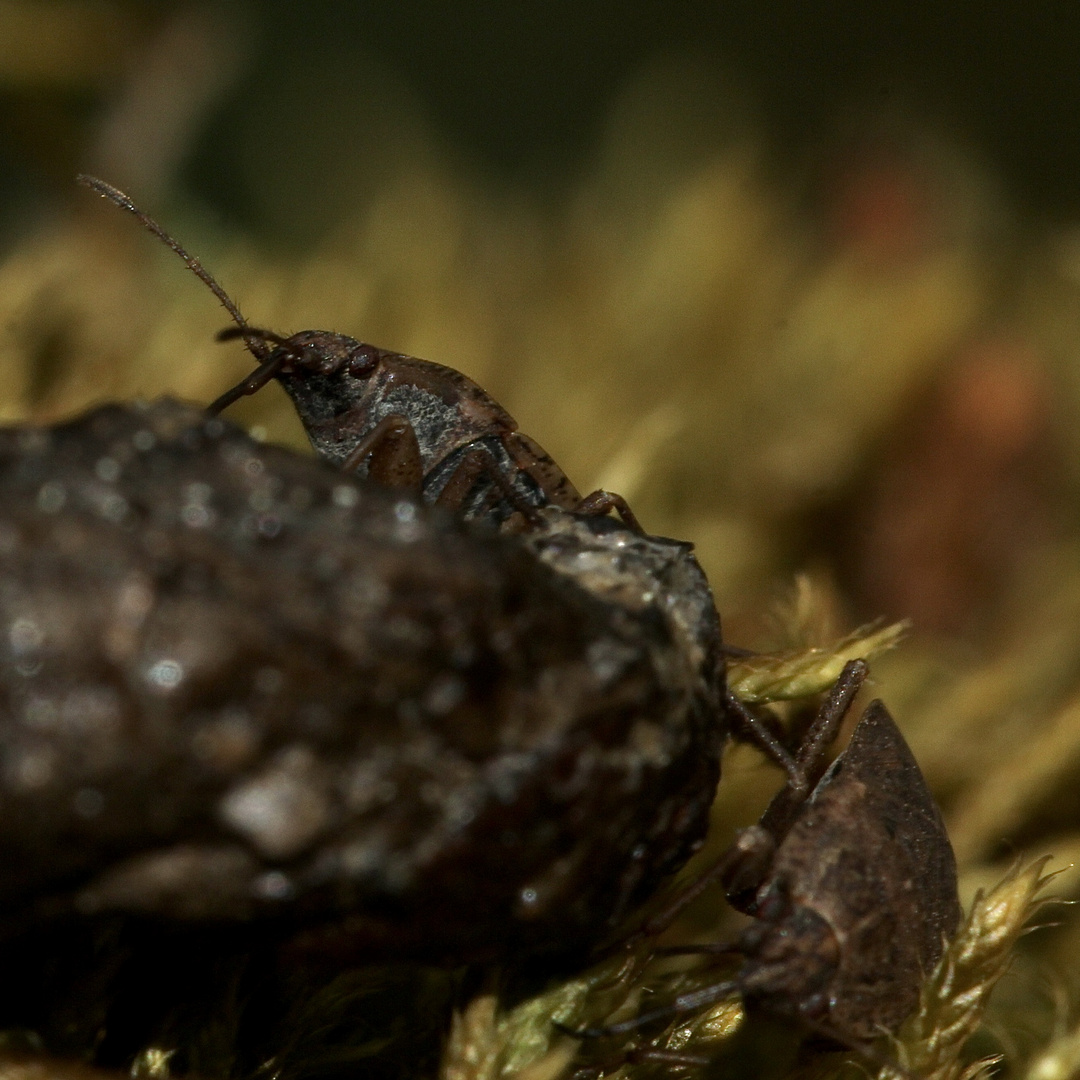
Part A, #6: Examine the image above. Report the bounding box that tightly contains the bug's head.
[72,177,389,419]
[208,327,389,416]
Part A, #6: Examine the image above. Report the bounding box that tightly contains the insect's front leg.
[632,825,778,943]
[629,659,870,938]
[340,414,424,490]
[724,659,868,801]
[755,659,868,840]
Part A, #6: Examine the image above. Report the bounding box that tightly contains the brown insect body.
[581,670,959,1061]
[260,330,581,526]
[734,699,960,1040]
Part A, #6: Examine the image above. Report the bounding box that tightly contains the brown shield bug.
[574,659,960,1057]
[78,175,638,534]
[730,697,959,1042]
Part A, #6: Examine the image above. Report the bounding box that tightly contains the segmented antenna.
[76,174,269,364]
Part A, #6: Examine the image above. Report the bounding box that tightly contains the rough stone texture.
[0,399,724,961]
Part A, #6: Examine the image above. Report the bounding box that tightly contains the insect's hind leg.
[573,490,643,532]
[627,659,870,939]
[432,446,545,525]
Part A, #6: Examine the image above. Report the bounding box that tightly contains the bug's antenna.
[76,174,269,363]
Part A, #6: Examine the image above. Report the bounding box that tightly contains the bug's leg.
[340,415,425,491]
[207,329,294,413]
[433,446,545,524]
[573,490,643,532]
[719,642,759,659]
[568,1047,713,1079]
[207,353,286,414]
[795,659,870,773]
[625,824,776,944]
[757,659,868,841]
[628,659,869,943]
[559,978,742,1040]
[727,657,868,810]
[624,1048,713,1067]
[725,690,804,791]
[653,942,743,958]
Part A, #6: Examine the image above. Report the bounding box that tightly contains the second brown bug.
[571,659,960,1063]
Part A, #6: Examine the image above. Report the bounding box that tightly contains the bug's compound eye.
[347,345,379,378]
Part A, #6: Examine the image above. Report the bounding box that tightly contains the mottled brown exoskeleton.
[576,660,960,1057]
[79,176,637,534]
[213,328,643,532]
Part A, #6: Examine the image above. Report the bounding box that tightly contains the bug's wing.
[756,701,959,1039]
[834,699,961,955]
